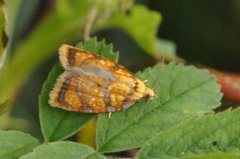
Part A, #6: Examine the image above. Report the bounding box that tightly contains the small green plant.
[1,1,240,159]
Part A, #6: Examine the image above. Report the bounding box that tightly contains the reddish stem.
[208,68,240,102]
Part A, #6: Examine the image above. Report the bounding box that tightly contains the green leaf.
[107,5,161,55]
[39,38,119,142]
[183,152,240,159]
[76,37,119,62]
[20,141,105,159]
[138,108,240,159]
[96,63,222,153]
[0,130,39,159]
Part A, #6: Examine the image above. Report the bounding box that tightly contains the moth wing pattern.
[49,44,155,113]
[59,44,116,69]
[49,71,110,113]
[49,71,84,112]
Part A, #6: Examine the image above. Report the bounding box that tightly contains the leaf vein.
[0,141,37,158]
[48,111,67,141]
[99,77,213,151]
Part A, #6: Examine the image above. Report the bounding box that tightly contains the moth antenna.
[135,53,166,123]
[150,55,166,90]
[108,112,112,119]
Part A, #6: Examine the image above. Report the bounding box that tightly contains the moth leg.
[143,80,148,83]
[108,112,112,119]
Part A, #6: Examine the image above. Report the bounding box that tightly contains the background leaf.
[0,1,6,55]
[0,100,10,116]
[138,109,240,159]
[0,130,39,159]
[155,38,179,61]
[39,38,119,142]
[4,0,22,36]
[5,0,41,53]
[20,141,105,159]
[96,63,222,153]
[106,5,161,56]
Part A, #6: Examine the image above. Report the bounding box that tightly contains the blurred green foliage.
[105,5,161,56]
[0,2,5,58]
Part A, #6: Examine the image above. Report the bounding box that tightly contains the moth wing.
[49,71,111,113]
[54,44,154,113]
[59,44,96,69]
[59,44,117,70]
[107,72,153,111]
[49,71,85,112]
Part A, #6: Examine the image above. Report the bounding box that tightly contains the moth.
[49,45,154,113]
